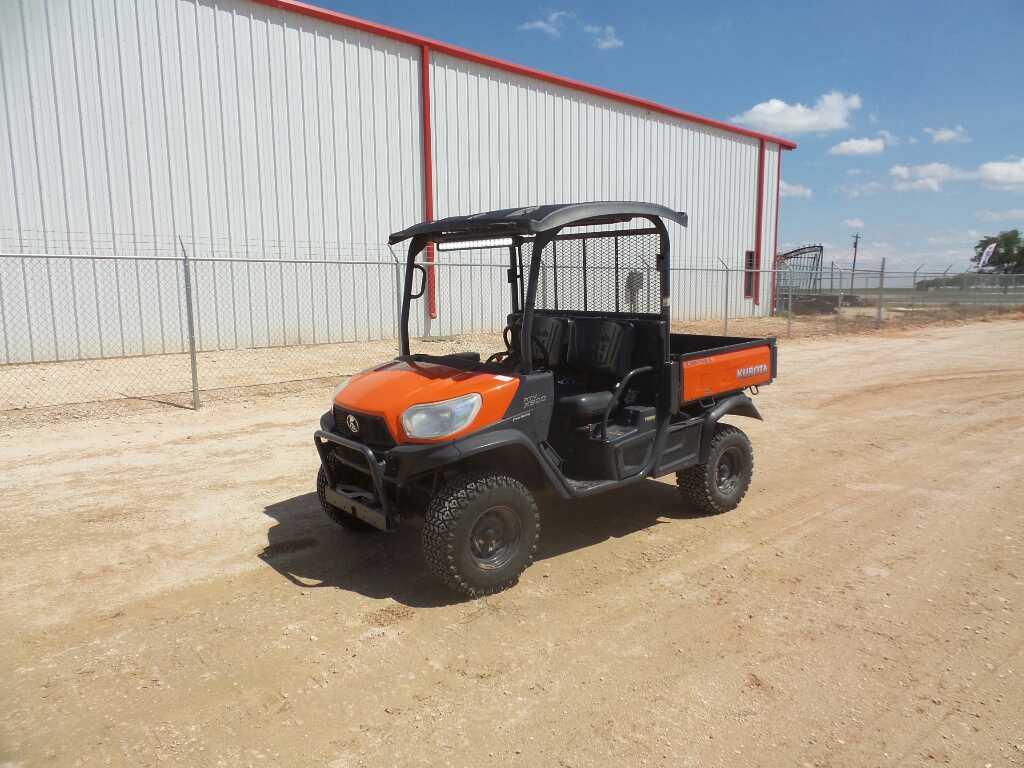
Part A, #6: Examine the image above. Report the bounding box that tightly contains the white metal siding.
[429,53,770,327]
[0,0,424,362]
[759,142,781,313]
[2,0,423,251]
[0,0,784,364]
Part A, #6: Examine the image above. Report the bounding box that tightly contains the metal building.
[0,0,795,364]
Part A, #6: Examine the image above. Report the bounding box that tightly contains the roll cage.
[389,202,689,373]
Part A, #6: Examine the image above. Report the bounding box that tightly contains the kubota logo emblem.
[345,414,360,433]
[737,364,768,379]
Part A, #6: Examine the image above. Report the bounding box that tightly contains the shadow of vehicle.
[260,478,712,608]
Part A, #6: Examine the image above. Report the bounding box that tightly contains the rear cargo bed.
[670,334,776,404]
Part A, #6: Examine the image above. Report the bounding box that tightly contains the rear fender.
[699,394,762,462]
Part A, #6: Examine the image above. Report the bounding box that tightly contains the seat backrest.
[531,314,568,368]
[565,319,635,380]
[507,313,569,369]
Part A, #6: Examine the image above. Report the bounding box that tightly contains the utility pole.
[849,232,860,292]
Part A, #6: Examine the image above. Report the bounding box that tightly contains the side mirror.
[410,263,428,299]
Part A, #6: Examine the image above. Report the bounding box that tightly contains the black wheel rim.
[716,447,743,495]
[469,505,522,571]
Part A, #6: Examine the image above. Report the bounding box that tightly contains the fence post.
[717,257,729,336]
[876,258,885,330]
[387,245,404,356]
[178,238,201,410]
[836,276,843,332]
[786,266,793,338]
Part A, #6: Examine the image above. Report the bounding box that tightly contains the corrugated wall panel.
[760,142,781,314]
[429,53,765,328]
[1,0,787,363]
[0,0,424,362]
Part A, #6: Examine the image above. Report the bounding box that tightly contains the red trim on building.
[252,0,797,151]
[752,139,766,306]
[420,45,437,319]
[770,148,782,314]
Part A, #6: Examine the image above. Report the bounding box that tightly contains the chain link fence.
[2,236,1022,413]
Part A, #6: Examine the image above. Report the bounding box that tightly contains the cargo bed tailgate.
[671,335,776,404]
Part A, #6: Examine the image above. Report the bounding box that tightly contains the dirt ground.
[2,319,1023,767]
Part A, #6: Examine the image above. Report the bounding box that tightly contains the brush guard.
[314,429,393,531]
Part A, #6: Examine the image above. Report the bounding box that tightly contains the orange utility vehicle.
[314,203,776,596]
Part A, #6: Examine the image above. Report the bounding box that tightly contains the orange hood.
[335,360,520,444]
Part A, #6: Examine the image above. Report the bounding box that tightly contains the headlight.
[402,393,482,439]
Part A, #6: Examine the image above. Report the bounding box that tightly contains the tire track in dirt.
[2,320,1023,767]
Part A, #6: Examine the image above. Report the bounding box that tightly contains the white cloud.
[780,180,812,199]
[843,218,865,228]
[924,125,970,144]
[976,208,1024,222]
[731,91,862,135]
[583,24,624,50]
[518,11,571,37]
[520,12,623,50]
[829,130,900,156]
[846,168,864,176]
[889,158,1024,192]
[829,137,885,156]
[927,230,983,247]
[977,158,1024,190]
[838,180,885,198]
[890,162,969,191]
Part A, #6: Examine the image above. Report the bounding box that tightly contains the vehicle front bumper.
[314,427,393,531]
[314,410,462,532]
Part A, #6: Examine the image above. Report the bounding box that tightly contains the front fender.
[441,427,569,496]
[389,427,567,496]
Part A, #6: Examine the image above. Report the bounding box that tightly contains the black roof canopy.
[388,201,688,245]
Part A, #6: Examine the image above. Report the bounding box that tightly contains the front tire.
[677,423,754,515]
[422,472,540,597]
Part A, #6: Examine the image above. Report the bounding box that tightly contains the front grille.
[332,406,396,450]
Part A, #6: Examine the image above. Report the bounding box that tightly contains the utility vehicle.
[314,202,776,596]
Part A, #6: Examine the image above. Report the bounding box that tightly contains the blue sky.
[328,0,1023,270]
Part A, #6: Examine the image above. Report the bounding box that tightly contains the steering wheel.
[487,323,550,368]
[485,324,519,365]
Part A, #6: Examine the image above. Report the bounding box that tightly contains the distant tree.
[973,229,1022,271]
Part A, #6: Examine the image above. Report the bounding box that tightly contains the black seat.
[506,313,569,369]
[554,319,635,428]
[554,386,615,427]
[531,314,568,367]
[565,318,635,380]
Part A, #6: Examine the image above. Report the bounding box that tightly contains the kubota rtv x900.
[314,202,776,596]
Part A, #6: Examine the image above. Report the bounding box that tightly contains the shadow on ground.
[260,479,711,608]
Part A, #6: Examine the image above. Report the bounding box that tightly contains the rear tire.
[677,423,753,515]
[316,465,378,533]
[422,472,540,597]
